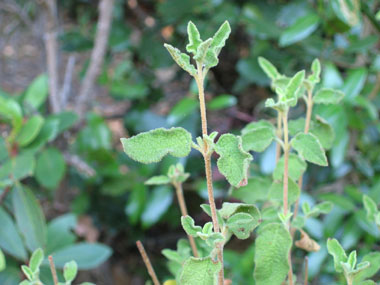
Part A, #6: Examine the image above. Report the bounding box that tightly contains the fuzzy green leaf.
[273,153,307,181]
[291,133,327,166]
[181,216,202,236]
[22,265,34,281]
[204,21,231,68]
[186,21,202,54]
[121,127,192,164]
[283,70,305,107]
[164,44,196,76]
[308,58,321,84]
[353,252,380,283]
[258,57,280,81]
[314,88,345,104]
[29,248,44,274]
[35,147,66,189]
[0,249,5,272]
[254,223,292,285]
[179,257,221,285]
[200,204,224,227]
[327,238,347,273]
[194,38,212,62]
[64,260,78,282]
[307,201,334,218]
[226,212,259,239]
[241,122,275,153]
[145,175,170,185]
[363,195,378,222]
[311,116,335,150]
[347,251,357,269]
[219,202,260,220]
[215,134,252,187]
[268,178,300,206]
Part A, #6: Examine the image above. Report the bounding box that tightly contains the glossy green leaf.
[167,97,198,125]
[273,153,307,181]
[0,97,23,140]
[47,243,111,269]
[35,147,66,189]
[226,212,259,239]
[308,58,321,84]
[63,260,78,282]
[331,0,361,27]
[179,257,221,285]
[145,175,170,185]
[215,134,253,187]
[23,74,48,110]
[327,238,347,273]
[0,153,35,181]
[186,21,202,54]
[181,216,202,236]
[258,57,280,80]
[204,21,231,68]
[342,68,367,101]
[279,13,320,46]
[254,223,292,285]
[46,214,77,254]
[291,133,327,166]
[313,88,345,104]
[121,127,192,164]
[164,44,196,76]
[283,70,305,107]
[0,207,27,260]
[16,115,44,147]
[207,95,237,110]
[12,186,47,252]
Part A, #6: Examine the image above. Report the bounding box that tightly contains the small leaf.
[21,265,34,281]
[35,147,66,189]
[219,202,261,221]
[353,252,380,282]
[23,74,48,110]
[347,251,357,269]
[179,257,221,285]
[363,195,378,222]
[186,21,202,54]
[258,57,280,80]
[291,133,328,166]
[145,175,170,185]
[200,204,224,227]
[268,178,300,206]
[194,38,213,62]
[283,70,305,107]
[313,88,345,104]
[307,201,334,217]
[327,238,347,273]
[181,216,202,236]
[204,21,231,68]
[29,248,44,274]
[215,134,253,187]
[0,249,5,272]
[226,212,259,239]
[64,260,78,282]
[16,115,44,147]
[241,124,275,153]
[254,223,292,285]
[273,153,307,181]
[164,44,196,76]
[308,58,321,84]
[121,127,192,164]
[311,116,335,150]
[279,13,320,46]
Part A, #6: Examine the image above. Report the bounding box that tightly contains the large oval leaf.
[35,147,66,189]
[291,133,328,166]
[121,127,192,164]
[12,186,47,252]
[16,115,44,147]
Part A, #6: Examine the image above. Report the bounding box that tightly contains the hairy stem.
[195,63,223,285]
[173,182,199,257]
[136,240,161,285]
[282,111,289,217]
[276,113,283,162]
[48,256,59,285]
[293,90,313,220]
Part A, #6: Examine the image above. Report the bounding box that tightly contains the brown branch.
[48,256,59,285]
[136,240,161,285]
[43,0,61,114]
[60,55,76,109]
[76,0,114,117]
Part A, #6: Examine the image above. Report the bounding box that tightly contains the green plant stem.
[195,62,224,285]
[276,113,283,162]
[48,256,59,285]
[173,182,199,257]
[282,111,289,217]
[293,90,313,221]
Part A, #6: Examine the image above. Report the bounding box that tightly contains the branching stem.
[173,182,199,257]
[195,62,223,285]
